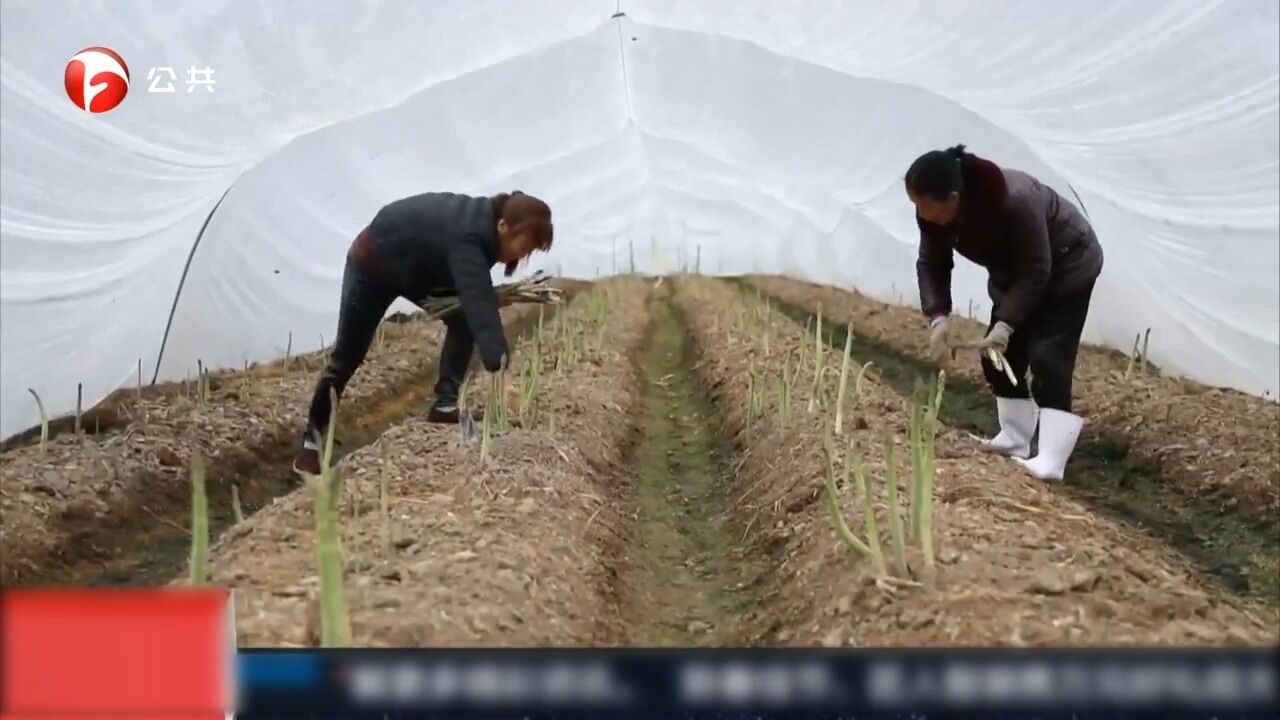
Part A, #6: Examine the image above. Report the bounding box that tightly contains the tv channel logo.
[65,46,217,114]
[64,46,130,113]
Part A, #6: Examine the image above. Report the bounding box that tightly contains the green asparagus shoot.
[189,451,208,585]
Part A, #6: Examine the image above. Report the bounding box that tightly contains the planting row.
[203,278,651,646]
[0,299,549,585]
[671,276,1276,646]
[745,275,1280,525]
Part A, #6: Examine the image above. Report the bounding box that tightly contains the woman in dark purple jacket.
[904,145,1103,482]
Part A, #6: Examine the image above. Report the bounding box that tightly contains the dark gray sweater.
[366,192,508,372]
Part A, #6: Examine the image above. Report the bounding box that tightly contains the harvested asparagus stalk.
[415,271,563,319]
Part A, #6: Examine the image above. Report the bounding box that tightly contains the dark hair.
[493,190,553,276]
[904,144,971,201]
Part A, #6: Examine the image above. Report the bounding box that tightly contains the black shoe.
[292,431,321,476]
[427,402,483,424]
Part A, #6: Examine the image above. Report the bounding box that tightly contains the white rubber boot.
[980,397,1039,459]
[1015,408,1084,482]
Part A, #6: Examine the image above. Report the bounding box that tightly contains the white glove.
[980,321,1014,353]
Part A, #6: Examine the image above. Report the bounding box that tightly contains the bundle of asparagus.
[414,270,564,320]
[951,342,1019,386]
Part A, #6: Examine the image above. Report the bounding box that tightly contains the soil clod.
[1030,568,1070,595]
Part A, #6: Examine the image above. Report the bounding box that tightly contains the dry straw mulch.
[207,279,652,646]
[0,305,537,585]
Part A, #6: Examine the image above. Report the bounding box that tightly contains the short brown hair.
[493,190,553,276]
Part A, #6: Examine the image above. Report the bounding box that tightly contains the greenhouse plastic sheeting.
[1,1,1277,440]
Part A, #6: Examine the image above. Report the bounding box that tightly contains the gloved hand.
[980,321,1014,353]
[927,316,952,361]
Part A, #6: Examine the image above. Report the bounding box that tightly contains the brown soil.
[0,302,547,586]
[745,275,1280,524]
[202,279,650,646]
[671,276,1278,646]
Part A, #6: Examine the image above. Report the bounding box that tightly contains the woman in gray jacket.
[904,145,1103,482]
[293,190,553,476]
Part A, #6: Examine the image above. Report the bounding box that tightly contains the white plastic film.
[1,1,1276,439]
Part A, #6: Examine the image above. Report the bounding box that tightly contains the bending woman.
[904,145,1103,482]
[293,190,553,476]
